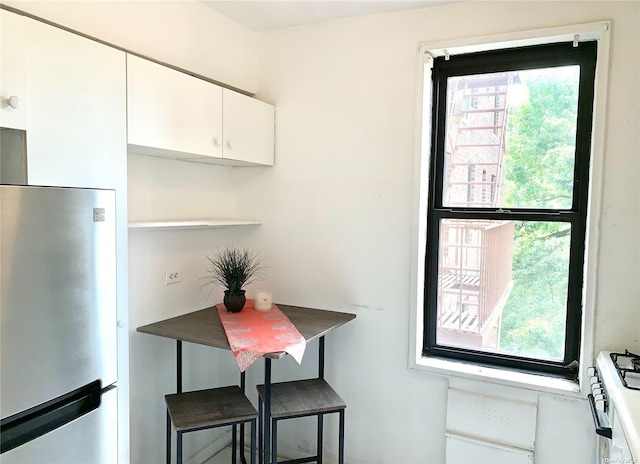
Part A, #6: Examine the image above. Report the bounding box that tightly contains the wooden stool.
[257,378,346,464]
[165,386,258,464]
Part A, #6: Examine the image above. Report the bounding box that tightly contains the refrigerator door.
[0,185,117,418]
[1,387,118,464]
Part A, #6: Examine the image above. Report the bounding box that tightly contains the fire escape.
[437,73,516,351]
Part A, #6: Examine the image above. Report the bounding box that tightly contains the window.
[422,41,597,378]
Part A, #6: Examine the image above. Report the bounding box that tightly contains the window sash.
[423,41,597,378]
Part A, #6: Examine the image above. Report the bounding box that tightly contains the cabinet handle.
[213,138,221,147]
[226,141,233,150]
[5,95,20,109]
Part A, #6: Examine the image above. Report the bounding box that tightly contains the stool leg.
[166,411,172,464]
[240,423,245,463]
[317,414,324,463]
[264,359,272,464]
[338,410,345,464]
[258,396,263,464]
[251,418,257,464]
[177,431,183,464]
[271,419,277,464]
[232,424,237,463]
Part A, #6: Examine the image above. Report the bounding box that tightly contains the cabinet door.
[24,18,126,189]
[127,55,223,159]
[222,89,274,166]
[1,10,27,130]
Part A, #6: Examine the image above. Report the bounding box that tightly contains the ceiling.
[202,1,454,32]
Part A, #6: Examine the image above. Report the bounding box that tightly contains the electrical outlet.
[165,268,181,285]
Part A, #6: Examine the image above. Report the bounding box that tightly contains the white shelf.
[128,218,261,231]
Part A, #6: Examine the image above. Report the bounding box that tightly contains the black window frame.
[423,41,597,379]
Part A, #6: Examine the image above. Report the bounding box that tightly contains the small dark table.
[137,304,356,464]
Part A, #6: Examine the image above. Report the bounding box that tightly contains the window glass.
[442,66,580,210]
[436,219,570,361]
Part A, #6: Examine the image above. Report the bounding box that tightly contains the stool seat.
[166,386,258,432]
[166,386,258,464]
[257,378,346,464]
[257,378,346,419]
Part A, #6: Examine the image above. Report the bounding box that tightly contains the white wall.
[238,1,639,462]
[3,0,259,93]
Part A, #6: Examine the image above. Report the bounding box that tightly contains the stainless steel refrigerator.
[0,185,118,463]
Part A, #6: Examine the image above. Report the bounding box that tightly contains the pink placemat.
[216,300,306,372]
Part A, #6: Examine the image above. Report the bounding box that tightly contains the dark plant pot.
[223,290,246,313]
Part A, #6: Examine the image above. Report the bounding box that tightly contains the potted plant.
[202,246,265,312]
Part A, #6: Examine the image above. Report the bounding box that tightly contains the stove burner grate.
[610,350,640,391]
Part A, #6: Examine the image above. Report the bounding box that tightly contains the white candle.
[255,292,273,311]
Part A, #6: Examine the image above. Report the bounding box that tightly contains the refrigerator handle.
[1,380,105,454]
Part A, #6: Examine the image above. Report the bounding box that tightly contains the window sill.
[411,355,582,398]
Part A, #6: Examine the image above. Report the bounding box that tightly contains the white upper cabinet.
[24,17,126,189]
[127,55,274,166]
[127,55,223,160]
[1,10,27,130]
[221,88,275,166]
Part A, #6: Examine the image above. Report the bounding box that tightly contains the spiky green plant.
[202,246,265,295]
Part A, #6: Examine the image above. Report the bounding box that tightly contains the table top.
[137,304,356,359]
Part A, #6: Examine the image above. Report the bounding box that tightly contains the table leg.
[240,371,247,464]
[264,358,272,464]
[258,396,263,464]
[319,336,325,379]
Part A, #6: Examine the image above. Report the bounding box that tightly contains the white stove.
[590,351,640,463]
